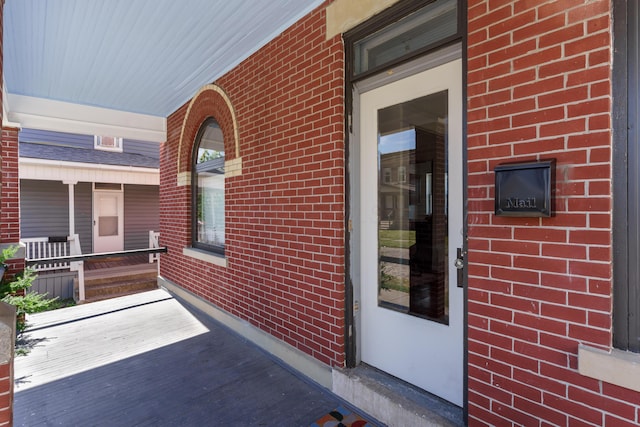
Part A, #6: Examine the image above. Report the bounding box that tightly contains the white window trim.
[94,135,123,152]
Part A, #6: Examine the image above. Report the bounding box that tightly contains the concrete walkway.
[14,289,380,426]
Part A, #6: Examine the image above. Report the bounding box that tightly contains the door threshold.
[332,364,464,426]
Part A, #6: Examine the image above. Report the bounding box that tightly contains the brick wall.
[466,1,640,425]
[161,4,346,367]
[1,128,21,247]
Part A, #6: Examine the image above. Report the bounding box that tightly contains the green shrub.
[0,245,58,333]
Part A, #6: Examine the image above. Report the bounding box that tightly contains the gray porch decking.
[14,289,377,426]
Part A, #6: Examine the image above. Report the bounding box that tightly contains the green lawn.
[379,229,415,248]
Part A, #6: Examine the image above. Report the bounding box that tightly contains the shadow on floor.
[14,293,380,426]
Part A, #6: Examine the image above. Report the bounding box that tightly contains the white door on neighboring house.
[359,58,464,406]
[93,186,124,253]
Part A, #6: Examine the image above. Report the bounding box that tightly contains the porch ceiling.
[3,0,323,141]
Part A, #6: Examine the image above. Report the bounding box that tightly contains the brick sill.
[183,247,226,268]
[578,344,640,393]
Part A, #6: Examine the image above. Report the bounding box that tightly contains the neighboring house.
[18,128,160,298]
[19,128,159,255]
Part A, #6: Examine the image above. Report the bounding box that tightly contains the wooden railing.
[22,236,72,271]
[23,234,85,300]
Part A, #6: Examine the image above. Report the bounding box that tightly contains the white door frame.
[93,185,125,253]
[349,46,464,406]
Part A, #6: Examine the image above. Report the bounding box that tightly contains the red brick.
[538,86,589,108]
[491,347,539,372]
[565,32,611,57]
[543,393,603,425]
[469,5,513,34]
[513,76,564,99]
[542,243,586,260]
[488,126,537,145]
[540,118,586,137]
[567,98,610,118]
[539,23,585,48]
[514,228,567,243]
[513,255,567,274]
[567,65,610,87]
[513,46,562,70]
[488,69,537,91]
[539,55,587,78]
[513,137,565,156]
[568,292,611,313]
[540,303,586,324]
[469,376,513,405]
[492,401,540,426]
[513,13,566,42]
[605,415,640,427]
[489,39,537,65]
[567,1,611,25]
[161,5,345,368]
[513,368,567,397]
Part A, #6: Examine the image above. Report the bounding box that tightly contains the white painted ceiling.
[3,0,323,140]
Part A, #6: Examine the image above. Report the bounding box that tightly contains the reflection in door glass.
[378,91,449,324]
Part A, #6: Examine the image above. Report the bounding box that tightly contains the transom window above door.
[349,0,460,80]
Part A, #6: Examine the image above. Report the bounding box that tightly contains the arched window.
[192,118,225,254]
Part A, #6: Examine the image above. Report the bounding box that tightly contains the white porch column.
[63,180,78,236]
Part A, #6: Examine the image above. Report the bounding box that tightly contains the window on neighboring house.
[613,0,639,352]
[383,168,392,184]
[398,166,407,183]
[192,118,225,255]
[94,135,123,152]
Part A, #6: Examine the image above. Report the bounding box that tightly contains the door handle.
[455,247,464,288]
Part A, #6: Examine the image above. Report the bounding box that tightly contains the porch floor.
[14,289,381,426]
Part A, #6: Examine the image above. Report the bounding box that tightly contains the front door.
[93,189,124,253]
[359,59,464,406]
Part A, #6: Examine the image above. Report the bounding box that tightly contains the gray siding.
[124,185,159,250]
[19,128,93,149]
[123,139,160,159]
[75,183,93,254]
[32,272,75,300]
[21,180,70,238]
[21,180,93,254]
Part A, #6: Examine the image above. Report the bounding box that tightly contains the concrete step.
[332,364,464,427]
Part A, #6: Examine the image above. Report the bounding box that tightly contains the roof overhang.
[5,93,166,142]
[19,157,159,186]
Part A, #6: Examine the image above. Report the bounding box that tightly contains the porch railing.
[23,232,165,303]
[149,231,160,263]
[23,234,85,299]
[22,236,72,272]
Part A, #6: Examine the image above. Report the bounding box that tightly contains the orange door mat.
[310,406,378,427]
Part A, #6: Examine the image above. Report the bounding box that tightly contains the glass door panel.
[377,91,449,324]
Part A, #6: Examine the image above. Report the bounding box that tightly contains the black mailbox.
[494,159,555,217]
